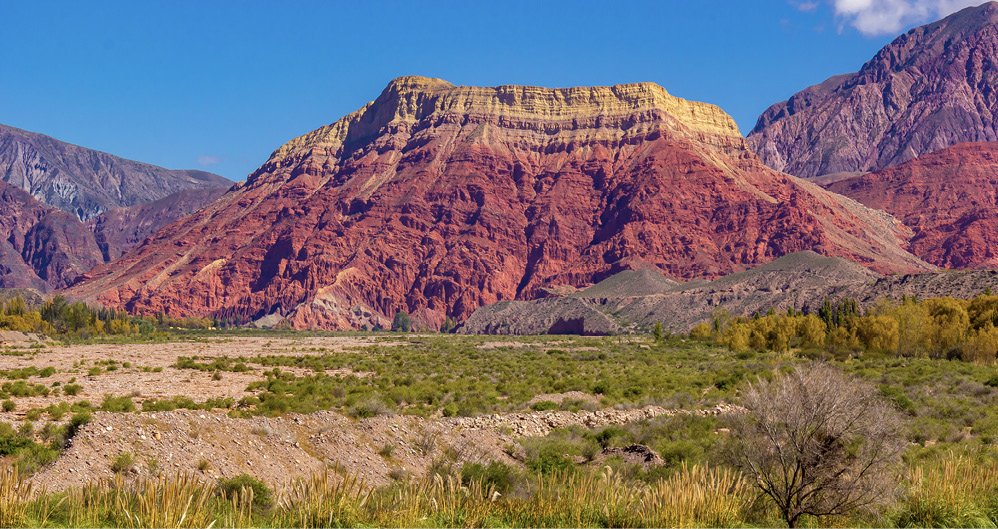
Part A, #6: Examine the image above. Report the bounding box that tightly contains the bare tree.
[728,363,905,527]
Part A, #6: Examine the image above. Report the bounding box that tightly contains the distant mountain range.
[4,3,998,331]
[748,2,997,178]
[0,125,230,290]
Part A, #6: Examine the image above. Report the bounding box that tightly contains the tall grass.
[6,457,994,527]
[894,454,998,528]
[61,475,218,528]
[0,464,753,528]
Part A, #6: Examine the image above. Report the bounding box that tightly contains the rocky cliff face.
[68,77,931,329]
[748,2,998,178]
[0,124,230,221]
[824,142,998,269]
[0,181,104,290]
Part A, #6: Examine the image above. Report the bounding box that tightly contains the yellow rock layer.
[272,76,741,161]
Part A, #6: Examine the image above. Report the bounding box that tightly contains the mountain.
[0,124,233,288]
[0,123,230,221]
[461,252,998,335]
[823,142,998,269]
[88,187,231,261]
[0,181,103,290]
[747,2,998,178]
[67,76,931,330]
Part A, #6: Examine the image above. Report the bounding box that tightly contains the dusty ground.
[0,335,387,423]
[4,334,740,492]
[32,404,736,491]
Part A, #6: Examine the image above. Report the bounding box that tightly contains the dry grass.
[0,463,753,527]
[895,454,998,528]
[5,457,995,527]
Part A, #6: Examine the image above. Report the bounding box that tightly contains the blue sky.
[0,1,983,180]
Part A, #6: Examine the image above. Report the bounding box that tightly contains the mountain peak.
[748,2,998,177]
[269,78,743,167]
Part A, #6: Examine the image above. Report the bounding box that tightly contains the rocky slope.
[69,77,931,329]
[748,2,998,178]
[88,187,231,261]
[824,142,998,269]
[461,251,998,334]
[0,123,230,221]
[0,181,104,290]
[34,405,731,491]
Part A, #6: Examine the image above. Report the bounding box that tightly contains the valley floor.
[1,332,996,527]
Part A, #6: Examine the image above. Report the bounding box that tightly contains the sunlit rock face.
[69,77,929,329]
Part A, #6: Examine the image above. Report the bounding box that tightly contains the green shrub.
[219,474,274,510]
[100,395,135,412]
[461,461,518,493]
[110,452,134,473]
[530,400,558,411]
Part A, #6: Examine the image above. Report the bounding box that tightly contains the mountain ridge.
[748,2,998,177]
[67,77,932,329]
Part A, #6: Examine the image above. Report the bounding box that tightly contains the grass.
[5,457,991,528]
[0,332,995,526]
[0,464,757,528]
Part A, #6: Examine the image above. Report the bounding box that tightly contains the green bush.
[461,461,518,493]
[219,474,274,510]
[111,452,134,473]
[100,395,135,412]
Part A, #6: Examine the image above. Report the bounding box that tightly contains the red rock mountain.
[748,2,998,178]
[824,142,998,269]
[0,181,104,290]
[68,77,932,329]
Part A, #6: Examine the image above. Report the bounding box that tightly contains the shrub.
[219,474,275,510]
[111,452,135,473]
[461,461,518,494]
[530,400,558,411]
[100,395,135,412]
[728,363,905,527]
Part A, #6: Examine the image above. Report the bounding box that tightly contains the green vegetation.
[1,454,995,527]
[0,295,214,341]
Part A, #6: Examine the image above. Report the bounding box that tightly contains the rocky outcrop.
[824,142,998,269]
[68,77,931,329]
[748,2,998,178]
[0,181,104,290]
[0,123,230,221]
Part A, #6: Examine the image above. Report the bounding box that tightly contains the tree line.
[0,295,213,338]
[690,294,998,362]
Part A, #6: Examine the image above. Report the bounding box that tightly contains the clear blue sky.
[0,1,950,180]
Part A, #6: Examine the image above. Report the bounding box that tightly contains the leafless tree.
[728,363,905,528]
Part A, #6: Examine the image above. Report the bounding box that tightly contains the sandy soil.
[0,336,383,423]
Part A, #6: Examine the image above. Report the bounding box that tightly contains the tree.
[728,364,904,528]
[440,316,457,334]
[652,322,664,343]
[391,311,411,332]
